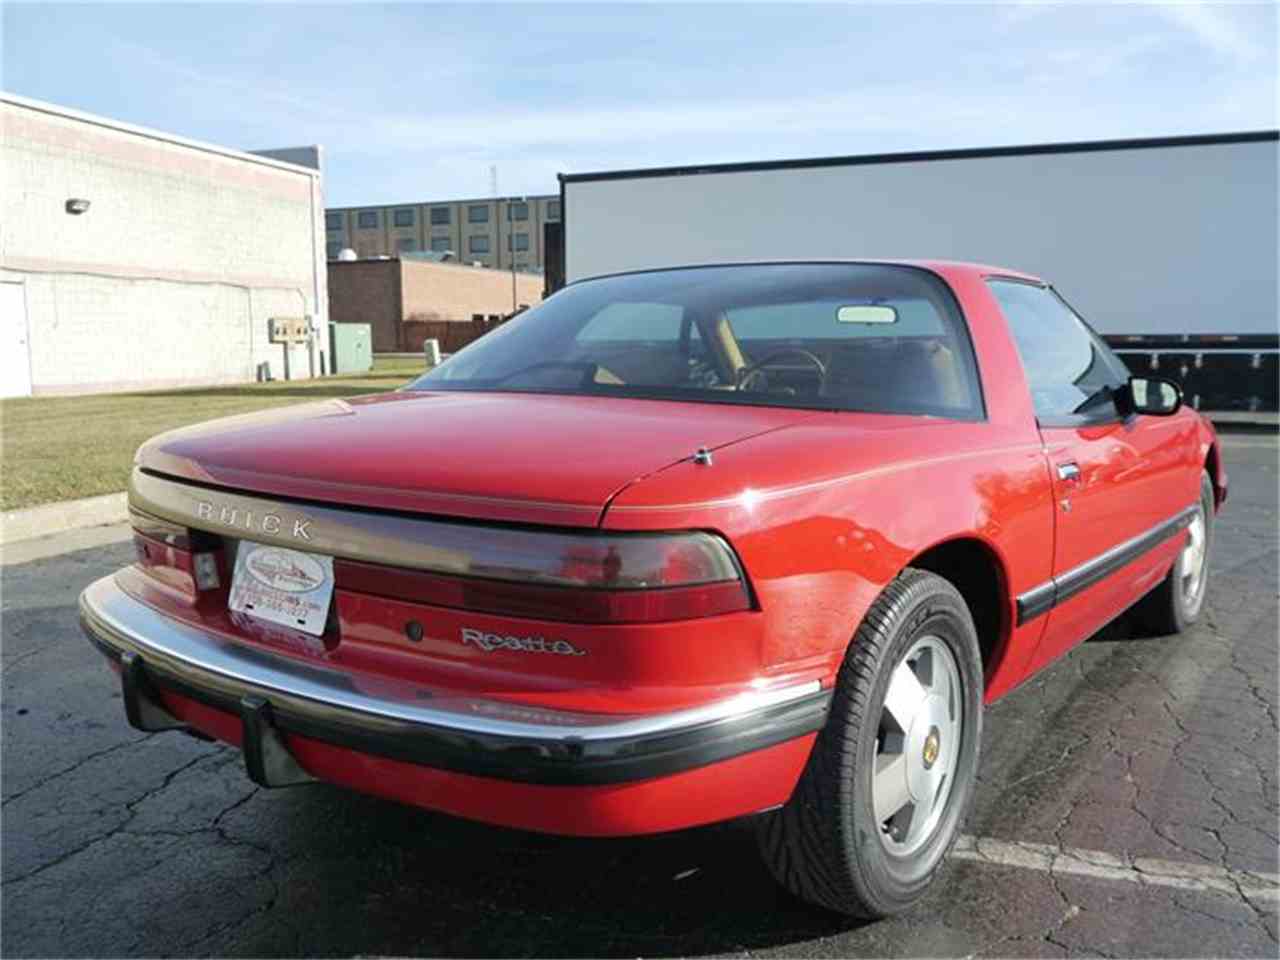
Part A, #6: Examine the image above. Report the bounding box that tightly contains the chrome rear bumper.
[79,575,830,786]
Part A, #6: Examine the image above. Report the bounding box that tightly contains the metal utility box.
[328,322,373,374]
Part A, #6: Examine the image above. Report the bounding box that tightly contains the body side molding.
[1015,505,1197,626]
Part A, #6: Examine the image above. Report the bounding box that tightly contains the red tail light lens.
[131,509,223,597]
[510,531,742,589]
[336,531,752,623]
[129,508,192,549]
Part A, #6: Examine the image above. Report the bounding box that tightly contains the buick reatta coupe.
[81,261,1222,916]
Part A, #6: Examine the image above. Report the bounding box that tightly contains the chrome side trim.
[79,576,829,785]
[1015,505,1197,626]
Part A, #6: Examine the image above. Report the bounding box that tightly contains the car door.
[988,279,1193,672]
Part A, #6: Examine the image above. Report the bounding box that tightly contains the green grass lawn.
[1,357,427,511]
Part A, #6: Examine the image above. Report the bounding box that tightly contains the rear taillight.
[130,509,221,596]
[497,530,742,589]
[129,508,192,549]
[337,531,752,623]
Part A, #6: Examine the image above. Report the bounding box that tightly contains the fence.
[402,314,507,354]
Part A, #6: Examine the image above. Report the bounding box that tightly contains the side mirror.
[1123,376,1182,417]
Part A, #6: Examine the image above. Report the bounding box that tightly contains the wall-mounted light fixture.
[65,198,91,215]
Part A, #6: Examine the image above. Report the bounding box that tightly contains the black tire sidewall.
[847,580,983,908]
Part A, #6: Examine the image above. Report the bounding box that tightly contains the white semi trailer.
[557,132,1278,411]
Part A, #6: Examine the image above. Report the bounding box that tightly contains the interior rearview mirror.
[836,304,898,325]
[1125,376,1182,417]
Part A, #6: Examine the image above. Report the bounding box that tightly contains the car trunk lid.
[137,390,816,526]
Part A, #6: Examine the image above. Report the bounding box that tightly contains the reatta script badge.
[461,627,587,656]
[195,501,313,541]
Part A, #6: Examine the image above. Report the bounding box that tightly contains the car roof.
[572,259,1045,287]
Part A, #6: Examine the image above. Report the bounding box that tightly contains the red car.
[81,261,1223,917]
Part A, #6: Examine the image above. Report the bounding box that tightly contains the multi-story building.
[325,195,560,272]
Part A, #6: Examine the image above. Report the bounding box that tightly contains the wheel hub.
[922,726,940,769]
[873,636,964,856]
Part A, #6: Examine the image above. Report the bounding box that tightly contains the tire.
[757,568,984,917]
[1131,470,1215,636]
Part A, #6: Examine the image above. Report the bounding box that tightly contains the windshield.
[410,263,985,418]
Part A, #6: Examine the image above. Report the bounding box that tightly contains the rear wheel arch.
[906,537,1009,685]
[1204,442,1225,509]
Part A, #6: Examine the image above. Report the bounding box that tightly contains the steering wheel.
[737,348,828,392]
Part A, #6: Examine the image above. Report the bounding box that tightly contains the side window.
[988,280,1129,422]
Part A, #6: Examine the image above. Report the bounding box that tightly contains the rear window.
[412,263,984,418]
[577,303,684,342]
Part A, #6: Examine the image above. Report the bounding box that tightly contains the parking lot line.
[955,835,1280,901]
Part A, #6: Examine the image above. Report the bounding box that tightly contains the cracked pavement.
[3,435,1276,957]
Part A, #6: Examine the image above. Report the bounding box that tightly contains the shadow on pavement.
[220,787,865,957]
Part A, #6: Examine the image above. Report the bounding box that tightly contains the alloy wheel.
[873,635,964,856]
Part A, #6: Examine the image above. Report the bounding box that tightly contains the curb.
[1,492,129,546]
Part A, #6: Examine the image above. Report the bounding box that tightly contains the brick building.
[0,93,329,397]
[328,257,543,353]
[324,195,559,273]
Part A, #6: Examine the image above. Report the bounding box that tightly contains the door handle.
[1056,461,1081,483]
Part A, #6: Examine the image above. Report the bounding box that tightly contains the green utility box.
[328,322,372,374]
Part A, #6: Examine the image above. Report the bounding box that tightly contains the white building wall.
[1,94,329,395]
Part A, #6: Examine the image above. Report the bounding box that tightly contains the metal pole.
[510,195,524,312]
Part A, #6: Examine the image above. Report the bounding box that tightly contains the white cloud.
[1157,2,1264,64]
[338,88,1013,159]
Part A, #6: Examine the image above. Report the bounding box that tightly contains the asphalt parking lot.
[3,433,1277,958]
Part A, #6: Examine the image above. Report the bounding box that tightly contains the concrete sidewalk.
[2,493,128,548]
[0,521,131,565]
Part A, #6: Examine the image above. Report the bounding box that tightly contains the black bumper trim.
[82,579,829,787]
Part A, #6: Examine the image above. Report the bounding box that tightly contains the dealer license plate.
[228,542,334,637]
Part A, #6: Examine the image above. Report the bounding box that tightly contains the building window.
[431,237,452,253]
[325,212,343,231]
[547,200,561,220]
[469,235,490,254]
[508,202,529,221]
[398,238,418,252]
[430,207,451,225]
[508,232,530,251]
[468,204,489,224]
[357,210,379,229]
[393,208,415,227]
[326,241,342,258]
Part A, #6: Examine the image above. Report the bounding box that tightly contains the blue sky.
[4,3,1275,206]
